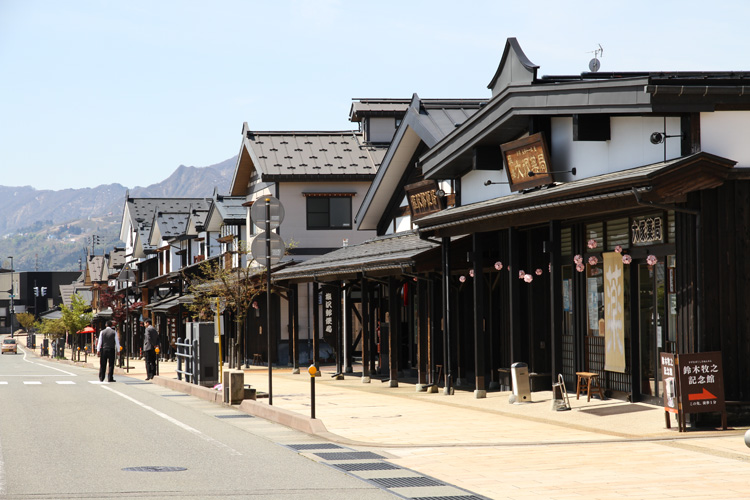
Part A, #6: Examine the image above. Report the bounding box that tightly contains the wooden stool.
[575,371,604,402]
[253,354,263,365]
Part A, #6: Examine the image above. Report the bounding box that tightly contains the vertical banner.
[604,252,626,373]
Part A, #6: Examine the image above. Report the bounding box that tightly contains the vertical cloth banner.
[604,252,626,373]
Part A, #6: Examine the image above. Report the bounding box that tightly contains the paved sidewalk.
[19,335,750,499]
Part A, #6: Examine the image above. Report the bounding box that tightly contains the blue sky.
[1,0,748,191]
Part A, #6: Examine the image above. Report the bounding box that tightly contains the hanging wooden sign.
[405,180,444,220]
[500,132,553,192]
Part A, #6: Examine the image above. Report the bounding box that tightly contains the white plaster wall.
[276,182,376,252]
[368,117,397,143]
[551,116,681,178]
[395,215,411,233]
[701,111,750,166]
[462,169,512,204]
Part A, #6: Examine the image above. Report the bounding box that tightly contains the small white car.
[1,338,18,354]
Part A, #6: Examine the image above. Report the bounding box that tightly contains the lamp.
[650,117,683,162]
[484,180,509,186]
[117,266,136,373]
[528,167,577,177]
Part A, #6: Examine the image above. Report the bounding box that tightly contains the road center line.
[100,385,241,456]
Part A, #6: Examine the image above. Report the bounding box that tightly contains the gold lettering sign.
[404,180,444,220]
[500,132,553,192]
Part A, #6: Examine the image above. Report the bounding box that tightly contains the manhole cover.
[122,466,187,472]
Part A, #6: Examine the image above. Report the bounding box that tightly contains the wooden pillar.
[388,276,400,387]
[417,277,428,389]
[472,233,487,398]
[549,221,563,382]
[441,236,453,395]
[361,276,371,382]
[290,283,299,373]
[508,228,522,363]
[344,283,353,373]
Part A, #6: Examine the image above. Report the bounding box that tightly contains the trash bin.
[510,362,531,404]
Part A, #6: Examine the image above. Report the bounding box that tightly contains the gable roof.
[230,125,386,194]
[122,198,204,256]
[205,193,246,232]
[355,94,486,231]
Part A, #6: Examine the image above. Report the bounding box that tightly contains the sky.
[1,0,749,191]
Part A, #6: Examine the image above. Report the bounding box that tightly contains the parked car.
[2,338,18,354]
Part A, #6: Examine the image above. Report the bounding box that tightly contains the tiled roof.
[87,255,107,283]
[154,212,190,240]
[349,99,411,121]
[126,198,205,253]
[272,231,438,282]
[107,248,127,270]
[246,131,386,180]
[214,194,246,222]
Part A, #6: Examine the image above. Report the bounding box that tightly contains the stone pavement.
[19,336,750,499]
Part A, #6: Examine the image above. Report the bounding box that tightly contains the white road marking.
[0,382,7,385]
[100,385,242,456]
[89,381,108,384]
[23,381,41,385]
[21,350,77,376]
[56,381,76,385]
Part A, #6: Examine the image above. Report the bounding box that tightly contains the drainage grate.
[412,497,486,500]
[288,443,343,450]
[122,466,187,472]
[372,477,444,488]
[334,462,400,472]
[214,414,254,419]
[315,451,384,460]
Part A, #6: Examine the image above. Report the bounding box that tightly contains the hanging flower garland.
[469,269,474,278]
[518,270,526,279]
[647,254,658,266]
[588,256,598,266]
[588,239,598,249]
[614,245,623,254]
[576,262,585,273]
[459,275,466,283]
[535,268,543,276]
[494,261,503,271]
[524,274,533,283]
[622,254,632,265]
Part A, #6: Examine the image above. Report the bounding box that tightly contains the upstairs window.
[306,195,352,230]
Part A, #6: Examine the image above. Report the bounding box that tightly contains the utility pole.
[8,256,14,336]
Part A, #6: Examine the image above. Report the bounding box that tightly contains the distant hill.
[0,156,236,272]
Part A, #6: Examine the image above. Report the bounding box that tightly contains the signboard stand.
[661,351,727,432]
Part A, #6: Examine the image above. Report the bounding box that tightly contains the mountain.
[0,157,237,272]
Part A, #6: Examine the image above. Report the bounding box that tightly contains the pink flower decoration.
[494,261,503,271]
[459,275,466,283]
[622,254,632,265]
[614,245,623,254]
[573,254,583,265]
[576,263,585,272]
[647,255,658,266]
[469,269,474,278]
[548,263,552,272]
[535,268,543,276]
[588,256,598,266]
[518,270,526,279]
[524,274,533,283]
[588,239,597,249]
[252,301,259,309]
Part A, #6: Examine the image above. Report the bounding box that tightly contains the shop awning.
[145,296,181,313]
[272,231,440,283]
[417,152,737,238]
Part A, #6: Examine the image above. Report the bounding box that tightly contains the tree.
[36,318,66,343]
[184,244,266,369]
[15,312,35,331]
[61,293,93,342]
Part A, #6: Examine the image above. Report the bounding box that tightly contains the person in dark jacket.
[96,321,120,382]
[143,319,160,380]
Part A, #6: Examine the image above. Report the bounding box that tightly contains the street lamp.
[8,256,14,337]
[117,266,136,373]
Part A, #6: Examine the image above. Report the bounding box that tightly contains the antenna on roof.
[587,44,603,73]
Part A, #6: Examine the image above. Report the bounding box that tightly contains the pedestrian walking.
[96,321,120,383]
[143,319,159,380]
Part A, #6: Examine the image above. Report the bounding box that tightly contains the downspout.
[631,188,702,352]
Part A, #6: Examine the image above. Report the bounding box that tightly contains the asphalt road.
[0,339,399,499]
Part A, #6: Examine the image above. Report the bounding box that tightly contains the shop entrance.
[637,255,676,403]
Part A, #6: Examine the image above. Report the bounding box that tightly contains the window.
[307,196,352,229]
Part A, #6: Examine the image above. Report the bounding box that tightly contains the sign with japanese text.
[322,285,339,344]
[500,132,553,192]
[677,351,725,414]
[660,352,678,414]
[167,316,178,346]
[405,180,444,220]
